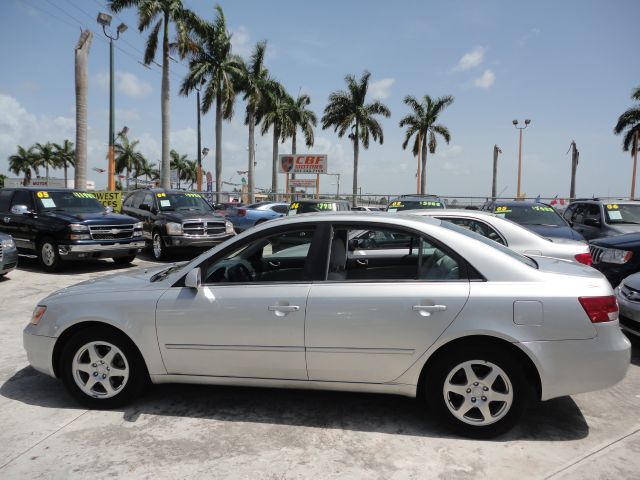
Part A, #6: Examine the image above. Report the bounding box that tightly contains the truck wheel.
[38,237,63,272]
[113,255,136,265]
[152,231,167,260]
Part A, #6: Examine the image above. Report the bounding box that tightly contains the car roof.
[293,199,350,204]
[408,208,495,217]
[389,194,441,201]
[570,198,640,205]
[490,200,551,207]
[4,187,83,192]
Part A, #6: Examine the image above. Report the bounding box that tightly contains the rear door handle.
[413,305,447,316]
[268,305,300,312]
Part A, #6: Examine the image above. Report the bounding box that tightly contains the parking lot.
[0,256,637,479]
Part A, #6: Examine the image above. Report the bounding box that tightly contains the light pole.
[492,144,502,200]
[513,119,531,199]
[97,12,127,192]
[326,173,340,199]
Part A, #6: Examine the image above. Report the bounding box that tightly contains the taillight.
[578,296,618,323]
[237,208,246,217]
[574,252,592,266]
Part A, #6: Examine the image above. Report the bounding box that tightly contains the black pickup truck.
[0,187,145,272]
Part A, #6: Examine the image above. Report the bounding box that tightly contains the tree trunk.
[569,141,578,200]
[290,130,296,196]
[247,110,255,203]
[271,126,279,200]
[215,93,223,203]
[420,133,427,194]
[492,144,500,200]
[126,164,130,191]
[75,29,91,191]
[160,16,171,190]
[64,163,68,188]
[631,131,638,200]
[352,123,359,207]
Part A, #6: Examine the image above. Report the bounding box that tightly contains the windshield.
[604,203,640,224]
[439,220,538,269]
[158,193,213,213]
[36,191,104,213]
[288,201,347,214]
[493,204,565,226]
[387,199,444,211]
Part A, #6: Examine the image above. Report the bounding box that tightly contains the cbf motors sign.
[278,154,327,174]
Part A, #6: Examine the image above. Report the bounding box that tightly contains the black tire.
[59,326,149,409]
[113,255,137,265]
[37,236,63,272]
[151,231,167,261]
[423,345,530,438]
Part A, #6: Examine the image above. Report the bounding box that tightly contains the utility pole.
[567,140,579,200]
[631,130,638,200]
[492,144,502,200]
[513,119,531,199]
[196,87,202,191]
[416,132,422,194]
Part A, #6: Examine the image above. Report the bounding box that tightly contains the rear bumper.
[23,328,56,378]
[521,322,631,401]
[163,233,234,248]
[0,248,19,273]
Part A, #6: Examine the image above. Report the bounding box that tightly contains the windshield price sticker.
[420,201,441,207]
[606,204,619,210]
[495,206,512,213]
[159,199,171,207]
[156,193,167,198]
[390,201,405,208]
[532,206,554,212]
[290,202,300,210]
[316,203,334,210]
[73,192,94,198]
[36,191,50,198]
[608,211,622,220]
[40,198,56,208]
[184,193,200,198]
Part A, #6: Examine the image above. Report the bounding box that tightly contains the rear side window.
[271,204,288,214]
[440,217,506,245]
[0,190,13,212]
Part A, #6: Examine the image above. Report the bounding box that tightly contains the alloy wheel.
[71,341,130,399]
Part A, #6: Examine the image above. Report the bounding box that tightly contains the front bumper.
[58,240,145,259]
[521,322,631,401]
[616,285,640,336]
[0,247,19,273]
[23,328,56,377]
[163,233,234,248]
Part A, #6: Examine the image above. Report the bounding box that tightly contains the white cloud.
[453,46,486,71]
[96,71,152,98]
[519,27,541,46]
[436,145,463,159]
[369,78,396,100]
[474,69,495,89]
[230,25,251,57]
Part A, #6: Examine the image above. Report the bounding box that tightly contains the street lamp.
[97,12,127,191]
[513,118,531,199]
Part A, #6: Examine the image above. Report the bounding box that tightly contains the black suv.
[121,189,235,260]
[387,195,445,212]
[0,187,144,272]
[563,199,640,240]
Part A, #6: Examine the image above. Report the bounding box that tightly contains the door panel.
[305,282,469,383]
[156,284,310,379]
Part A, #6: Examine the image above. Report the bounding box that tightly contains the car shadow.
[1,366,589,442]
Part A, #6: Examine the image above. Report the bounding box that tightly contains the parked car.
[211,202,244,217]
[121,189,235,260]
[563,199,640,240]
[0,232,18,277]
[226,202,289,232]
[0,187,144,272]
[482,200,584,242]
[589,232,640,286]
[287,199,351,215]
[387,194,445,212]
[615,272,640,338]
[407,209,592,265]
[24,213,630,438]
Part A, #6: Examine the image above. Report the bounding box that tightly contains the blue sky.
[0,0,638,198]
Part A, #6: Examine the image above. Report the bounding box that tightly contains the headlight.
[165,222,183,235]
[600,248,633,264]
[133,222,143,230]
[69,234,91,240]
[31,306,47,325]
[1,237,15,249]
[69,223,89,232]
[225,220,235,234]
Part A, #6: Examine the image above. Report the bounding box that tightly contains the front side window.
[270,204,289,214]
[440,217,506,245]
[0,190,14,212]
[35,191,100,212]
[11,190,34,210]
[201,229,317,284]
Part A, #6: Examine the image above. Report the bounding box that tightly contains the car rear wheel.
[37,237,63,272]
[424,346,529,438]
[60,327,148,408]
[112,255,136,265]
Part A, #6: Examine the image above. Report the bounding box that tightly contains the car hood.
[40,211,138,225]
[604,224,640,236]
[161,211,225,223]
[524,224,584,241]
[591,232,640,248]
[45,263,185,298]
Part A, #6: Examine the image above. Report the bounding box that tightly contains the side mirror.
[584,218,601,227]
[11,205,31,215]
[104,205,113,214]
[184,267,201,289]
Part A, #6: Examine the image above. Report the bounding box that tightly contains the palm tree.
[74,29,92,191]
[238,41,276,203]
[180,5,243,202]
[170,149,191,189]
[135,157,158,183]
[53,140,75,188]
[182,159,197,188]
[260,85,295,199]
[399,95,454,194]
[33,142,56,181]
[286,93,317,193]
[614,86,640,199]
[109,0,194,190]
[114,134,146,190]
[8,145,37,185]
[322,71,391,206]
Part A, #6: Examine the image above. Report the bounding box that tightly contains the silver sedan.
[23,213,630,438]
[407,209,592,265]
[616,272,640,337]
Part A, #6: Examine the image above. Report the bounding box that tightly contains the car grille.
[621,284,640,303]
[589,244,605,264]
[183,221,226,236]
[89,224,135,241]
[0,245,3,261]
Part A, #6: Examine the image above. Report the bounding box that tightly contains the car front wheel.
[37,237,63,272]
[424,346,530,438]
[60,327,148,408]
[151,231,167,260]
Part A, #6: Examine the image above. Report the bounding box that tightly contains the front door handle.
[413,305,447,316]
[268,305,300,312]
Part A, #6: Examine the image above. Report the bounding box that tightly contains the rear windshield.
[35,191,104,213]
[493,204,565,226]
[388,199,444,211]
[288,201,349,214]
[439,220,538,269]
[604,203,640,225]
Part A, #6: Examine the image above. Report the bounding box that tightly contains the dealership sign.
[290,178,317,188]
[278,154,327,174]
